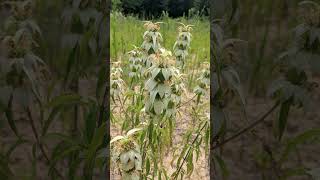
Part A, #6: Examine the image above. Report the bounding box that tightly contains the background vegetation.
[111,0,209,18]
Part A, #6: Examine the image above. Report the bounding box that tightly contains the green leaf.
[157,84,169,98]
[23,19,42,36]
[145,79,157,91]
[50,145,81,174]
[4,93,19,137]
[146,157,150,175]
[47,94,83,108]
[110,136,125,144]
[6,138,29,158]
[151,68,161,79]
[278,98,292,140]
[299,1,320,8]
[213,106,226,137]
[63,44,78,87]
[96,64,107,98]
[153,100,164,115]
[72,0,81,8]
[281,128,320,162]
[152,33,157,50]
[307,168,320,180]
[79,8,99,27]
[214,155,229,178]
[281,167,309,179]
[229,0,239,23]
[0,86,12,110]
[126,127,143,137]
[0,154,14,179]
[45,133,80,146]
[84,106,98,143]
[22,66,42,104]
[222,67,246,105]
[186,152,194,176]
[85,122,106,165]
[161,68,170,81]
[212,24,223,47]
[42,106,62,136]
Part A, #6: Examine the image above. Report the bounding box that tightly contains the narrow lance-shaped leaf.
[278,98,292,140]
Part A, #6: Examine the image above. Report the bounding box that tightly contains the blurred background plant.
[212,0,320,179]
[0,0,109,179]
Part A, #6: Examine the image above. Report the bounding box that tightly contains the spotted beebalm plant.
[141,21,163,54]
[111,128,143,180]
[0,0,44,108]
[194,62,210,103]
[268,0,320,140]
[128,47,143,83]
[141,21,164,71]
[171,69,186,106]
[173,23,193,69]
[110,62,124,101]
[144,48,182,118]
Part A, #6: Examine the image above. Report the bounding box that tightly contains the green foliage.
[115,0,207,18]
[167,0,193,18]
[193,0,209,16]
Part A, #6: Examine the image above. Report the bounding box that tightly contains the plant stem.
[177,94,197,108]
[212,102,280,150]
[174,121,208,179]
[98,82,109,127]
[26,107,65,180]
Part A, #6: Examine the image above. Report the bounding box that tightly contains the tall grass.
[110,11,210,88]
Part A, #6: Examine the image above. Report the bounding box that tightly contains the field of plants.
[110,12,210,179]
[1,0,320,180]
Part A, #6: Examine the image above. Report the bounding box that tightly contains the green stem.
[26,108,65,180]
[173,121,208,179]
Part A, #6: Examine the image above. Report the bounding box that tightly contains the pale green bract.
[111,128,143,179]
[173,23,193,69]
[128,48,143,80]
[110,66,125,99]
[194,66,210,97]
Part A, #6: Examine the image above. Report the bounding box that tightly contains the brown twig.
[177,94,197,108]
[212,102,280,150]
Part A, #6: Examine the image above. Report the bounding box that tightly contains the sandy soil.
[110,92,210,180]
